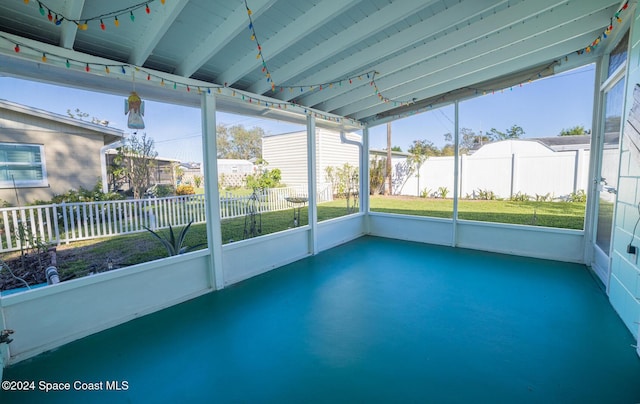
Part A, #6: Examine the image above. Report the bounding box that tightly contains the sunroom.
[0,0,639,402]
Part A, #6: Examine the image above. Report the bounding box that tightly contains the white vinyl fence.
[395,150,608,200]
[0,185,331,253]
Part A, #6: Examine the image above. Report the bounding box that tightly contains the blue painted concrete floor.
[2,236,640,403]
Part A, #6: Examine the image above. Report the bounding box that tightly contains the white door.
[591,32,629,286]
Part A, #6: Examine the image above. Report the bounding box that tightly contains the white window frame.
[0,143,48,188]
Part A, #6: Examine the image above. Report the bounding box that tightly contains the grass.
[0,196,586,290]
[370,196,586,229]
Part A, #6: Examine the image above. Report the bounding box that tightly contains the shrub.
[567,189,587,203]
[176,185,196,195]
[420,188,432,198]
[510,192,530,202]
[325,163,359,198]
[535,193,552,202]
[245,168,282,189]
[476,188,497,200]
[193,175,203,188]
[32,181,123,205]
[143,220,205,256]
[437,186,449,199]
[155,184,175,197]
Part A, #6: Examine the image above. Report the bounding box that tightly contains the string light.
[245,0,277,92]
[22,0,165,31]
[0,34,357,127]
[41,53,46,62]
[578,1,628,55]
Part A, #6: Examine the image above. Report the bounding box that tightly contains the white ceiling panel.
[0,0,629,125]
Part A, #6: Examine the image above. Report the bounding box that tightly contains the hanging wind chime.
[125,71,145,129]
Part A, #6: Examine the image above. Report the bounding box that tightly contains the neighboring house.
[179,161,203,186]
[105,149,178,193]
[262,129,361,188]
[0,99,123,205]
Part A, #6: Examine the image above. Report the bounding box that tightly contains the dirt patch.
[0,237,163,292]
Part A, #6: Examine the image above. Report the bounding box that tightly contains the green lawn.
[1,196,587,290]
[369,196,586,230]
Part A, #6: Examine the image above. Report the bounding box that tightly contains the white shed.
[217,159,255,188]
[217,159,255,175]
[262,129,361,188]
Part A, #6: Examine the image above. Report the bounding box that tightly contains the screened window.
[0,143,47,188]
[607,30,629,78]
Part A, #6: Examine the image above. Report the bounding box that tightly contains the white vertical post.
[307,114,318,255]
[510,153,517,198]
[362,126,370,215]
[452,100,460,247]
[201,92,224,290]
[574,149,587,193]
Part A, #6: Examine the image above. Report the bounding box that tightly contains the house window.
[0,143,48,188]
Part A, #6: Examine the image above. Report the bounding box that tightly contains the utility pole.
[386,122,392,195]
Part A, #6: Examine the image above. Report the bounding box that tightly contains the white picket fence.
[0,185,331,253]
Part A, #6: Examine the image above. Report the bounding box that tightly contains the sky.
[0,64,595,161]
[367,64,596,150]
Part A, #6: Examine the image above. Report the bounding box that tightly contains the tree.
[244,160,282,189]
[408,139,441,157]
[488,125,524,141]
[174,166,184,184]
[559,125,588,136]
[440,144,455,156]
[216,124,264,160]
[444,128,489,154]
[369,157,386,195]
[67,108,109,126]
[407,139,439,195]
[193,175,203,188]
[117,132,158,199]
[391,146,403,152]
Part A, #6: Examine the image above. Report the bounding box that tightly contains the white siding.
[610,11,640,348]
[262,131,308,187]
[263,130,362,195]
